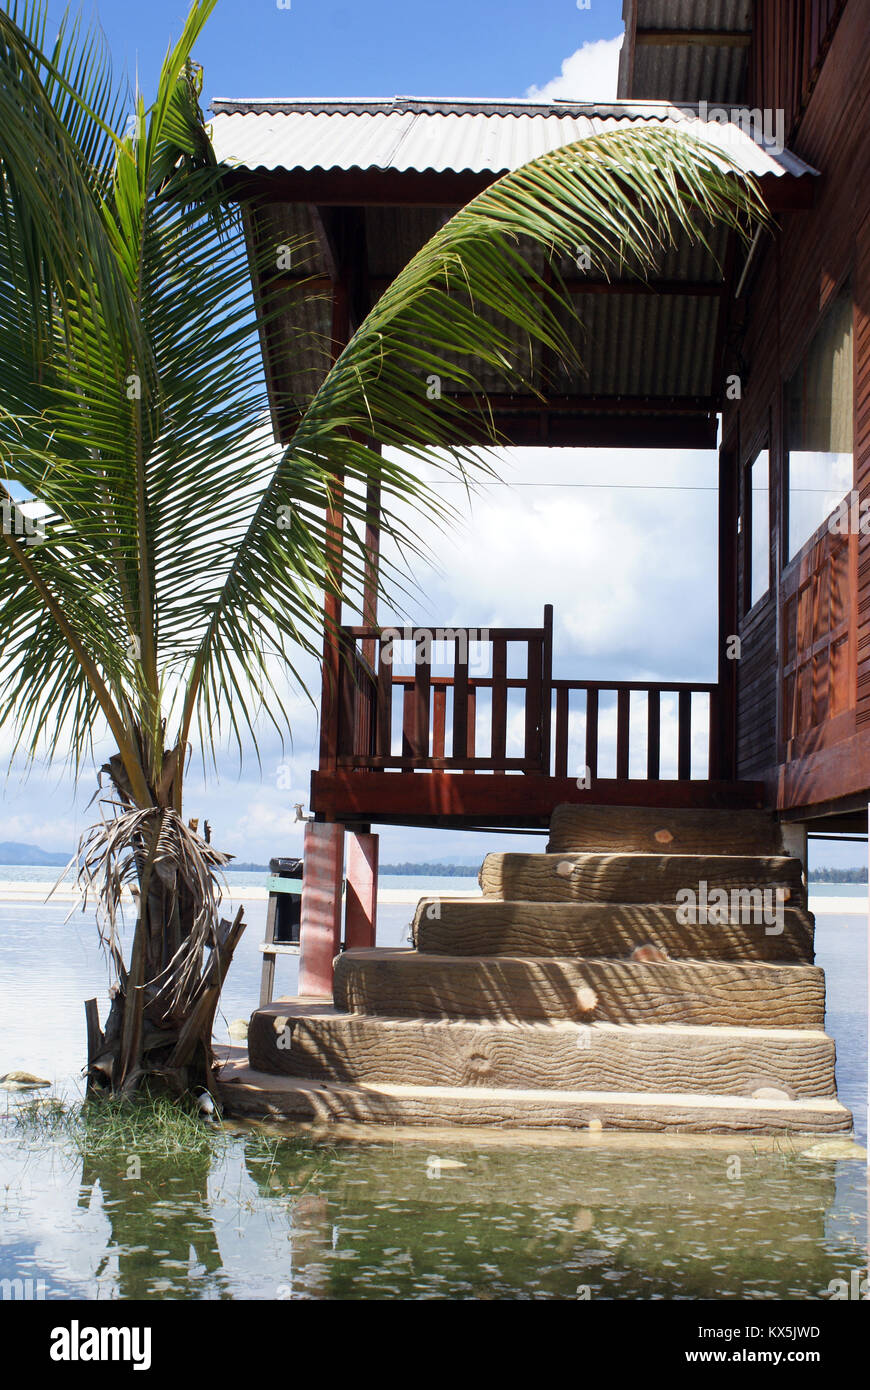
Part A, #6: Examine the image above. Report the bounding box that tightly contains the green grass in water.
[8,1092,221,1159]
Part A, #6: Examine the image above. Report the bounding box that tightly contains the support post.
[298,821,345,997]
[781,822,808,887]
[345,829,379,949]
[717,442,739,780]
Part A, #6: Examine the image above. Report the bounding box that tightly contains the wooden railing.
[551,680,720,783]
[324,607,721,781]
[330,608,553,773]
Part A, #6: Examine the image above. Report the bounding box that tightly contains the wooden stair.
[219,805,854,1135]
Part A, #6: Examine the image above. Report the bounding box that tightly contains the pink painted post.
[345,831,379,949]
[298,821,345,997]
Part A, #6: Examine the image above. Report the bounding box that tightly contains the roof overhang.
[209,96,818,450]
[618,0,754,104]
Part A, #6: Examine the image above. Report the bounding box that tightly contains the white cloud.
[526,36,623,103]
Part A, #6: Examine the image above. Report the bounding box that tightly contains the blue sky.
[40,0,624,102]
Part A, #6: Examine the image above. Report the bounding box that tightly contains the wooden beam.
[311,770,767,827]
[437,392,718,416]
[220,167,814,215]
[635,29,752,47]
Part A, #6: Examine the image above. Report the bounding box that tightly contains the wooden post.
[345,830,379,949]
[718,442,739,779]
[258,892,279,1007]
[298,821,345,998]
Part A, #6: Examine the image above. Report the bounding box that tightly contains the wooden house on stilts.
[213,0,866,1133]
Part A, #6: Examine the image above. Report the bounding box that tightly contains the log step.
[547,804,784,856]
[479,852,805,905]
[412,898,814,962]
[248,1001,838,1097]
[333,949,825,1028]
[217,1057,852,1134]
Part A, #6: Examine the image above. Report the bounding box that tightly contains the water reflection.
[78,1147,229,1299]
[1,1118,865,1300]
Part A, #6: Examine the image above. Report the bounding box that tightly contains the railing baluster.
[647,688,661,780]
[678,689,692,780]
[707,688,720,779]
[585,687,598,784]
[491,638,507,763]
[337,640,356,758]
[433,685,446,760]
[467,686,477,771]
[338,622,716,782]
[453,638,469,759]
[410,630,431,760]
[555,686,569,778]
[524,636,544,768]
[616,688,630,780]
[376,636,392,759]
[401,685,415,759]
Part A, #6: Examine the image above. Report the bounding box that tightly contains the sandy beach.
[0,878,865,913]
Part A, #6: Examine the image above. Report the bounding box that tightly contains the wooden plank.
[491,638,507,762]
[466,686,477,767]
[540,604,553,774]
[585,687,599,783]
[453,639,469,759]
[616,688,630,780]
[411,633,431,759]
[259,892,280,1007]
[524,636,544,767]
[678,689,692,780]
[647,689,661,780]
[401,686,415,759]
[376,637,392,758]
[311,770,768,824]
[555,685,569,778]
[432,686,447,760]
[336,754,533,771]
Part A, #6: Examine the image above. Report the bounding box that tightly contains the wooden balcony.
[312,607,763,827]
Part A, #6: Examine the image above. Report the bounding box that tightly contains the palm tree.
[0,0,766,1100]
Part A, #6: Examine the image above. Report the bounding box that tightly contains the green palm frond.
[0,0,767,812]
[178,124,767,759]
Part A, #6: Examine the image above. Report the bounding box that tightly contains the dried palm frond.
[63,796,230,1018]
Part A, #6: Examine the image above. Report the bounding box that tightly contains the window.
[785,288,853,559]
[745,447,770,610]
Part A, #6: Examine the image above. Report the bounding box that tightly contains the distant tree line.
[808,866,867,883]
[380,863,480,876]
[225,861,481,876]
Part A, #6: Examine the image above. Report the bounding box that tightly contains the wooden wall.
[749,0,849,137]
[727,0,870,809]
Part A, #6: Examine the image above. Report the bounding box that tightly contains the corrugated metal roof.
[209,97,816,182]
[618,0,753,104]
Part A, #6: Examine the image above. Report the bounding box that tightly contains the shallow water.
[0,878,866,1301]
[0,1124,866,1300]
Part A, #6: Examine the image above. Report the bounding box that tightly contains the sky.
[1,0,864,870]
